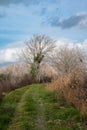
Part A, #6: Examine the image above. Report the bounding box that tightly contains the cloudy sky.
[0,0,87,66]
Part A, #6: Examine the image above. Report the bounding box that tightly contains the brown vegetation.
[46,69,87,117]
[0,62,55,100]
[46,44,87,118]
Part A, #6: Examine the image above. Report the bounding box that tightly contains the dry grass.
[46,70,87,117]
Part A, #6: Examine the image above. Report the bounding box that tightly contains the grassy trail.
[0,84,86,130]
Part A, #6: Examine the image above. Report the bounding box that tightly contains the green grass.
[0,84,86,130]
[43,93,83,130]
[0,86,30,130]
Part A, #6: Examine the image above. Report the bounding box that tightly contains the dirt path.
[32,86,46,130]
[5,84,85,130]
[7,84,47,130]
[36,102,46,130]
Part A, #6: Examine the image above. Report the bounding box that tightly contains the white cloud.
[56,38,87,54]
[0,41,25,64]
[56,38,75,47]
[0,48,18,63]
[5,49,18,62]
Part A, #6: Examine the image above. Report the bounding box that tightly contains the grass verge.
[0,85,29,130]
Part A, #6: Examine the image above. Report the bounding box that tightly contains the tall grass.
[46,70,87,118]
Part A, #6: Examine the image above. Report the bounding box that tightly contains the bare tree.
[49,44,85,75]
[21,34,56,81]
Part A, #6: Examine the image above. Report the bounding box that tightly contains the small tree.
[50,44,85,75]
[21,34,55,82]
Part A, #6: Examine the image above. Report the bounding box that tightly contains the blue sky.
[0,0,87,66]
